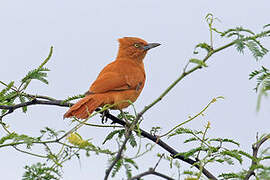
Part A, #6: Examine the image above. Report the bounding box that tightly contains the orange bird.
[64,37,160,119]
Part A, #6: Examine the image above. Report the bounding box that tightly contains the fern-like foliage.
[20,46,53,91]
[21,67,50,85]
[249,66,270,110]
[61,94,85,104]
[0,47,53,114]
[221,26,269,60]
[23,162,61,180]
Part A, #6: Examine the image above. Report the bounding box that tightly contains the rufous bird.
[64,37,160,119]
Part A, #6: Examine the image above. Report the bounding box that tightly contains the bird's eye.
[134,43,140,48]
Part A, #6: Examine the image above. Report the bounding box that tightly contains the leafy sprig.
[249,66,270,110]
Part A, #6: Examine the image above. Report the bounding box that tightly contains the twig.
[129,168,175,180]
[138,29,270,119]
[0,80,17,91]
[101,109,218,180]
[104,112,142,179]
[22,93,57,101]
[244,134,270,180]
[12,146,47,158]
[160,97,222,138]
[104,133,130,180]
[73,117,123,128]
[153,153,164,170]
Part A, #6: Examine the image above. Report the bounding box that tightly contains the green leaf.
[124,158,138,169]
[221,26,255,38]
[215,159,225,163]
[23,162,60,180]
[21,67,50,84]
[128,133,137,147]
[184,137,198,143]
[218,172,242,179]
[169,127,202,138]
[0,81,14,97]
[62,94,85,104]
[0,132,18,144]
[150,126,161,135]
[111,159,123,177]
[19,95,27,113]
[193,42,212,54]
[102,129,125,144]
[209,138,240,146]
[0,91,17,104]
[246,41,260,60]
[189,58,208,67]
[183,170,195,175]
[262,156,270,160]
[263,24,270,29]
[220,150,242,164]
[234,39,245,54]
[238,150,255,160]
[124,163,132,178]
[174,147,204,159]
[0,133,38,149]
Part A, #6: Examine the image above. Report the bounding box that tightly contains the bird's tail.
[63,95,104,119]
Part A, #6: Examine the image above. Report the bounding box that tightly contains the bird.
[64,37,160,119]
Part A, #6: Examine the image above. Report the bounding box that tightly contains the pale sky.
[1,0,270,179]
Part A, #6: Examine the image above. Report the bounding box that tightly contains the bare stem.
[244,134,270,180]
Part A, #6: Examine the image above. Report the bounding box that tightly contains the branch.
[0,98,217,179]
[4,30,266,179]
[105,110,144,179]
[129,154,175,180]
[104,129,131,180]
[129,168,175,180]
[244,134,270,180]
[138,29,270,118]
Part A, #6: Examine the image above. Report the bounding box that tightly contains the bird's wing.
[89,71,130,93]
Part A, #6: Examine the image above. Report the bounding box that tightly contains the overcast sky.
[1,0,270,179]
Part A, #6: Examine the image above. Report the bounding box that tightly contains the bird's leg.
[100,109,110,124]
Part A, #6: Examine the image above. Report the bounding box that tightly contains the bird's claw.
[101,109,110,124]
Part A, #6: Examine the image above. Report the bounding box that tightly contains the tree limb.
[244,134,270,180]
[129,154,175,180]
[129,168,175,180]
[0,98,218,180]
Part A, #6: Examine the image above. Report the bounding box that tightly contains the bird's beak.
[143,43,161,51]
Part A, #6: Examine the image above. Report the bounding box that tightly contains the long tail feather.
[63,95,103,119]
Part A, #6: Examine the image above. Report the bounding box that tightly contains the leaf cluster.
[221,27,269,60]
[168,126,255,179]
[0,132,40,149]
[23,162,61,180]
[249,66,270,110]
[0,47,53,115]
[110,157,138,179]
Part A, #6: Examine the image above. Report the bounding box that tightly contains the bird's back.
[88,59,146,109]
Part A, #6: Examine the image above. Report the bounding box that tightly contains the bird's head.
[117,37,160,62]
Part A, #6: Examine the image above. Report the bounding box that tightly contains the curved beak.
[143,43,161,51]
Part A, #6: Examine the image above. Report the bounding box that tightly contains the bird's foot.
[100,109,110,124]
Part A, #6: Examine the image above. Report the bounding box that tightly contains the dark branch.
[129,168,175,180]
[244,134,270,180]
[0,98,217,180]
[104,130,131,180]
[129,153,174,180]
